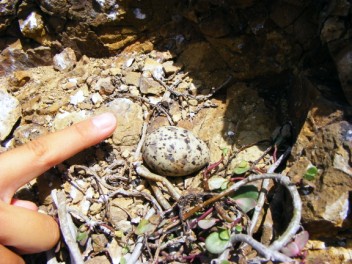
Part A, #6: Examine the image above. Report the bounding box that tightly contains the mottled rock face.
[142,126,210,176]
[288,98,352,238]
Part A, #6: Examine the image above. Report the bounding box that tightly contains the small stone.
[162,61,181,75]
[177,82,189,93]
[13,124,47,145]
[129,86,140,96]
[109,206,129,227]
[306,240,326,250]
[91,77,115,95]
[118,84,129,92]
[91,93,103,105]
[98,98,143,145]
[121,149,130,158]
[37,102,63,115]
[188,99,198,106]
[116,220,132,233]
[9,71,31,88]
[172,113,182,123]
[64,183,84,204]
[143,58,164,79]
[0,89,21,141]
[70,90,85,105]
[124,57,135,68]
[139,76,165,95]
[61,80,77,90]
[110,67,122,75]
[125,71,141,86]
[52,110,90,131]
[91,234,108,252]
[89,203,102,215]
[321,17,345,43]
[53,48,77,72]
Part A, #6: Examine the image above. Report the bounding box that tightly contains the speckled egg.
[142,126,210,176]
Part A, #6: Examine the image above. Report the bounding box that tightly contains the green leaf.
[120,257,127,264]
[219,229,230,240]
[233,160,250,174]
[232,185,259,200]
[220,261,230,264]
[221,147,229,156]
[76,231,89,242]
[221,180,229,190]
[232,185,259,213]
[208,176,228,191]
[234,224,243,233]
[135,219,156,235]
[205,231,231,254]
[303,165,318,181]
[236,198,257,212]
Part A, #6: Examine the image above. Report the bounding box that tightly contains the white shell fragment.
[142,126,210,176]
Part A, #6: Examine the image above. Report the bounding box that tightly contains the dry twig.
[248,147,292,235]
[52,189,84,264]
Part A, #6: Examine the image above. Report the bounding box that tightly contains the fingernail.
[92,112,116,130]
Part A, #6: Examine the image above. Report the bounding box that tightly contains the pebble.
[142,58,165,80]
[53,48,77,72]
[91,93,103,105]
[139,75,164,95]
[162,61,180,75]
[52,110,90,131]
[10,70,31,88]
[125,71,141,86]
[70,90,85,105]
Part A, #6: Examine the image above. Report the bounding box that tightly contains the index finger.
[0,112,117,203]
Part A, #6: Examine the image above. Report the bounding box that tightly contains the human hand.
[0,113,117,263]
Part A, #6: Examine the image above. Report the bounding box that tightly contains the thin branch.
[52,190,84,264]
[248,147,292,235]
[152,233,167,264]
[231,234,293,262]
[134,109,151,161]
[134,162,181,200]
[126,208,156,264]
[149,181,171,210]
[108,188,163,213]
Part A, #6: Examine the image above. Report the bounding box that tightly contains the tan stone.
[125,71,141,86]
[98,98,143,145]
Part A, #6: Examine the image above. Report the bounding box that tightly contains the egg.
[142,126,210,176]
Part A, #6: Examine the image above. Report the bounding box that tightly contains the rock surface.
[0,89,21,141]
[287,98,352,238]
